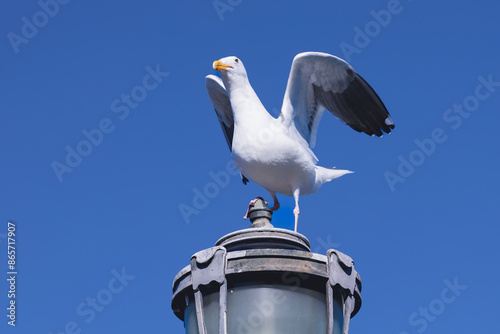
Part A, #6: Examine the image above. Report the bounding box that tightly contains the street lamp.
[172,199,362,334]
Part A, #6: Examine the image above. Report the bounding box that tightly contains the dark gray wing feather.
[205,75,249,185]
[313,73,394,137]
[280,52,394,148]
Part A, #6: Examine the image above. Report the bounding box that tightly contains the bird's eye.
[235,58,239,63]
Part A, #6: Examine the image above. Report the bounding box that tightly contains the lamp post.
[172,199,362,334]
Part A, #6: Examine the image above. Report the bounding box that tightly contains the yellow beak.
[213,60,233,71]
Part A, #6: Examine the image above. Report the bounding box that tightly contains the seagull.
[206,52,394,232]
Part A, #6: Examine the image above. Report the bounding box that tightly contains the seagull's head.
[213,56,248,85]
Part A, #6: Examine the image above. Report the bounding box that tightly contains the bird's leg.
[243,197,268,220]
[267,191,280,211]
[293,189,300,232]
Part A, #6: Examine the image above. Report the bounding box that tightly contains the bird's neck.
[225,76,273,126]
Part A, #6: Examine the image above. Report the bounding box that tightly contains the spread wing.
[205,75,248,185]
[279,52,394,148]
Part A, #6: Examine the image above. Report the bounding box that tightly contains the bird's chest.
[231,124,315,194]
[232,123,294,165]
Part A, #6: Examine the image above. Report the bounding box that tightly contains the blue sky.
[1,0,499,333]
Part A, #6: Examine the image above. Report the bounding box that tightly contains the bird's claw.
[243,197,268,220]
[269,201,280,211]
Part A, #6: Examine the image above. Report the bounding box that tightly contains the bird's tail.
[315,166,353,184]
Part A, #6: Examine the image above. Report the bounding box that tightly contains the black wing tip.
[349,123,363,133]
[373,123,395,137]
[354,73,396,137]
[353,122,394,137]
[381,122,395,134]
[242,175,249,185]
[319,73,395,138]
[349,123,395,137]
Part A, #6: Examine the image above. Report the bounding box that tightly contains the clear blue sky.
[1,0,499,333]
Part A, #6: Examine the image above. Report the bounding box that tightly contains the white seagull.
[206,52,394,231]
